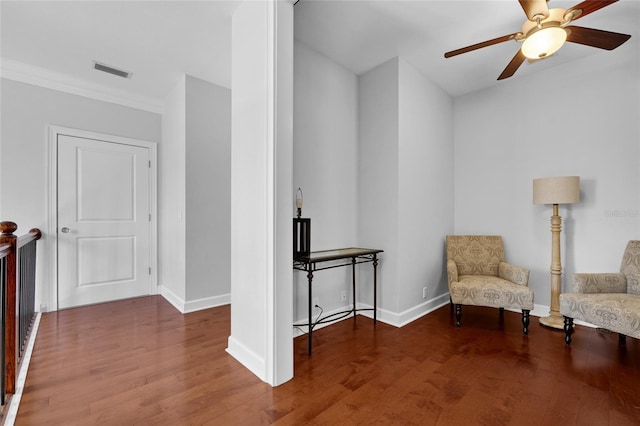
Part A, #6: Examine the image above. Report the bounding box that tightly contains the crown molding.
[0,58,163,114]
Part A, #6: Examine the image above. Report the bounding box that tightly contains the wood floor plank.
[10,297,640,425]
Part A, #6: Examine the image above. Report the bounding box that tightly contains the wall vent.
[93,61,132,79]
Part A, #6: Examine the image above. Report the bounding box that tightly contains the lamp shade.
[533,176,580,204]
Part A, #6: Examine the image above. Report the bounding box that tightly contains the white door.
[57,134,151,309]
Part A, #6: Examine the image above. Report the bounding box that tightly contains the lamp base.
[539,313,564,330]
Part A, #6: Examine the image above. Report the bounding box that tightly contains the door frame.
[47,125,158,311]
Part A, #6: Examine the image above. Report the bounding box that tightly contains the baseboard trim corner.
[357,292,451,328]
[226,336,267,383]
[158,286,230,314]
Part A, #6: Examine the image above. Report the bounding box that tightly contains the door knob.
[61,227,70,233]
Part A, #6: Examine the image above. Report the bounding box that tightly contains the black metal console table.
[293,247,383,355]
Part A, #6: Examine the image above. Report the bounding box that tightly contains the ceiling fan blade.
[519,0,550,21]
[565,25,631,50]
[566,0,619,21]
[498,50,526,80]
[444,33,518,58]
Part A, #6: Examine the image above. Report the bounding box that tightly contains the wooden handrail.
[0,222,17,395]
[17,228,42,248]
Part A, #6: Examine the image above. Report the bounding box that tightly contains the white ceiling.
[0,1,239,107]
[294,0,640,96]
[1,0,638,106]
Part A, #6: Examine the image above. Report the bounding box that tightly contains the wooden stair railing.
[0,221,42,405]
[0,241,11,406]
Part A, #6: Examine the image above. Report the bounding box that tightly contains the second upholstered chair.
[446,235,534,335]
[560,240,640,345]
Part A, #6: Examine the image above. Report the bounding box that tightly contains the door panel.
[57,134,150,309]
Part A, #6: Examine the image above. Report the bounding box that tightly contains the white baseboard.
[226,336,266,383]
[183,294,230,313]
[292,293,451,333]
[295,296,599,331]
[158,285,184,312]
[158,285,230,314]
[357,293,451,328]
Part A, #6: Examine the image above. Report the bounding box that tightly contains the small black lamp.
[293,187,310,259]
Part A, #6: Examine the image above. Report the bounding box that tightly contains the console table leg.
[373,255,378,324]
[307,269,313,355]
[352,257,357,319]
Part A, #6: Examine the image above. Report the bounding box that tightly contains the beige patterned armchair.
[446,235,534,335]
[560,240,640,345]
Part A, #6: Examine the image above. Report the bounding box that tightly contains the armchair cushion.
[452,275,534,310]
[559,293,640,339]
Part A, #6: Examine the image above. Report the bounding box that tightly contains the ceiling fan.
[444,0,631,80]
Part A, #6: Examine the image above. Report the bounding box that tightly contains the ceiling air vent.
[93,61,132,79]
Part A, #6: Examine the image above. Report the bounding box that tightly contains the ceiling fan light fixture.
[520,8,569,60]
[521,26,567,59]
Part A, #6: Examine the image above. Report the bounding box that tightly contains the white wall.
[358,58,400,314]
[397,59,454,313]
[160,76,187,303]
[358,58,454,324]
[0,78,161,310]
[454,51,640,308]
[293,41,359,321]
[160,75,232,311]
[294,47,455,327]
[185,76,231,304]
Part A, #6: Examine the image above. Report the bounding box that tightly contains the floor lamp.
[533,176,580,329]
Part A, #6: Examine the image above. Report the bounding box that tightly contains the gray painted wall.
[159,75,231,309]
[454,50,640,308]
[185,75,231,302]
[0,78,161,309]
[293,41,359,321]
[295,45,455,325]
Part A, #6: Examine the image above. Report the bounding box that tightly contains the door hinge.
[149,214,152,222]
[149,267,152,275]
[148,160,151,168]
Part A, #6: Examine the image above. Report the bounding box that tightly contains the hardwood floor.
[13,296,640,425]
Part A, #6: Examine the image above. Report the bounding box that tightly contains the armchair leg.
[455,304,462,327]
[563,316,574,345]
[619,334,627,345]
[521,310,530,335]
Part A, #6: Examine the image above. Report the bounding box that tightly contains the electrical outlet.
[422,287,427,299]
[341,291,347,302]
[313,297,319,307]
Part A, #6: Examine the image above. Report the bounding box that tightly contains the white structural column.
[227,0,294,386]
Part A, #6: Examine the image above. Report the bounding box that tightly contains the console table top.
[295,247,383,264]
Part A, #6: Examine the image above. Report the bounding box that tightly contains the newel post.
[0,221,18,394]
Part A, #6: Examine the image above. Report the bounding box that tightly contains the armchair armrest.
[447,260,458,289]
[571,273,627,294]
[498,262,530,286]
